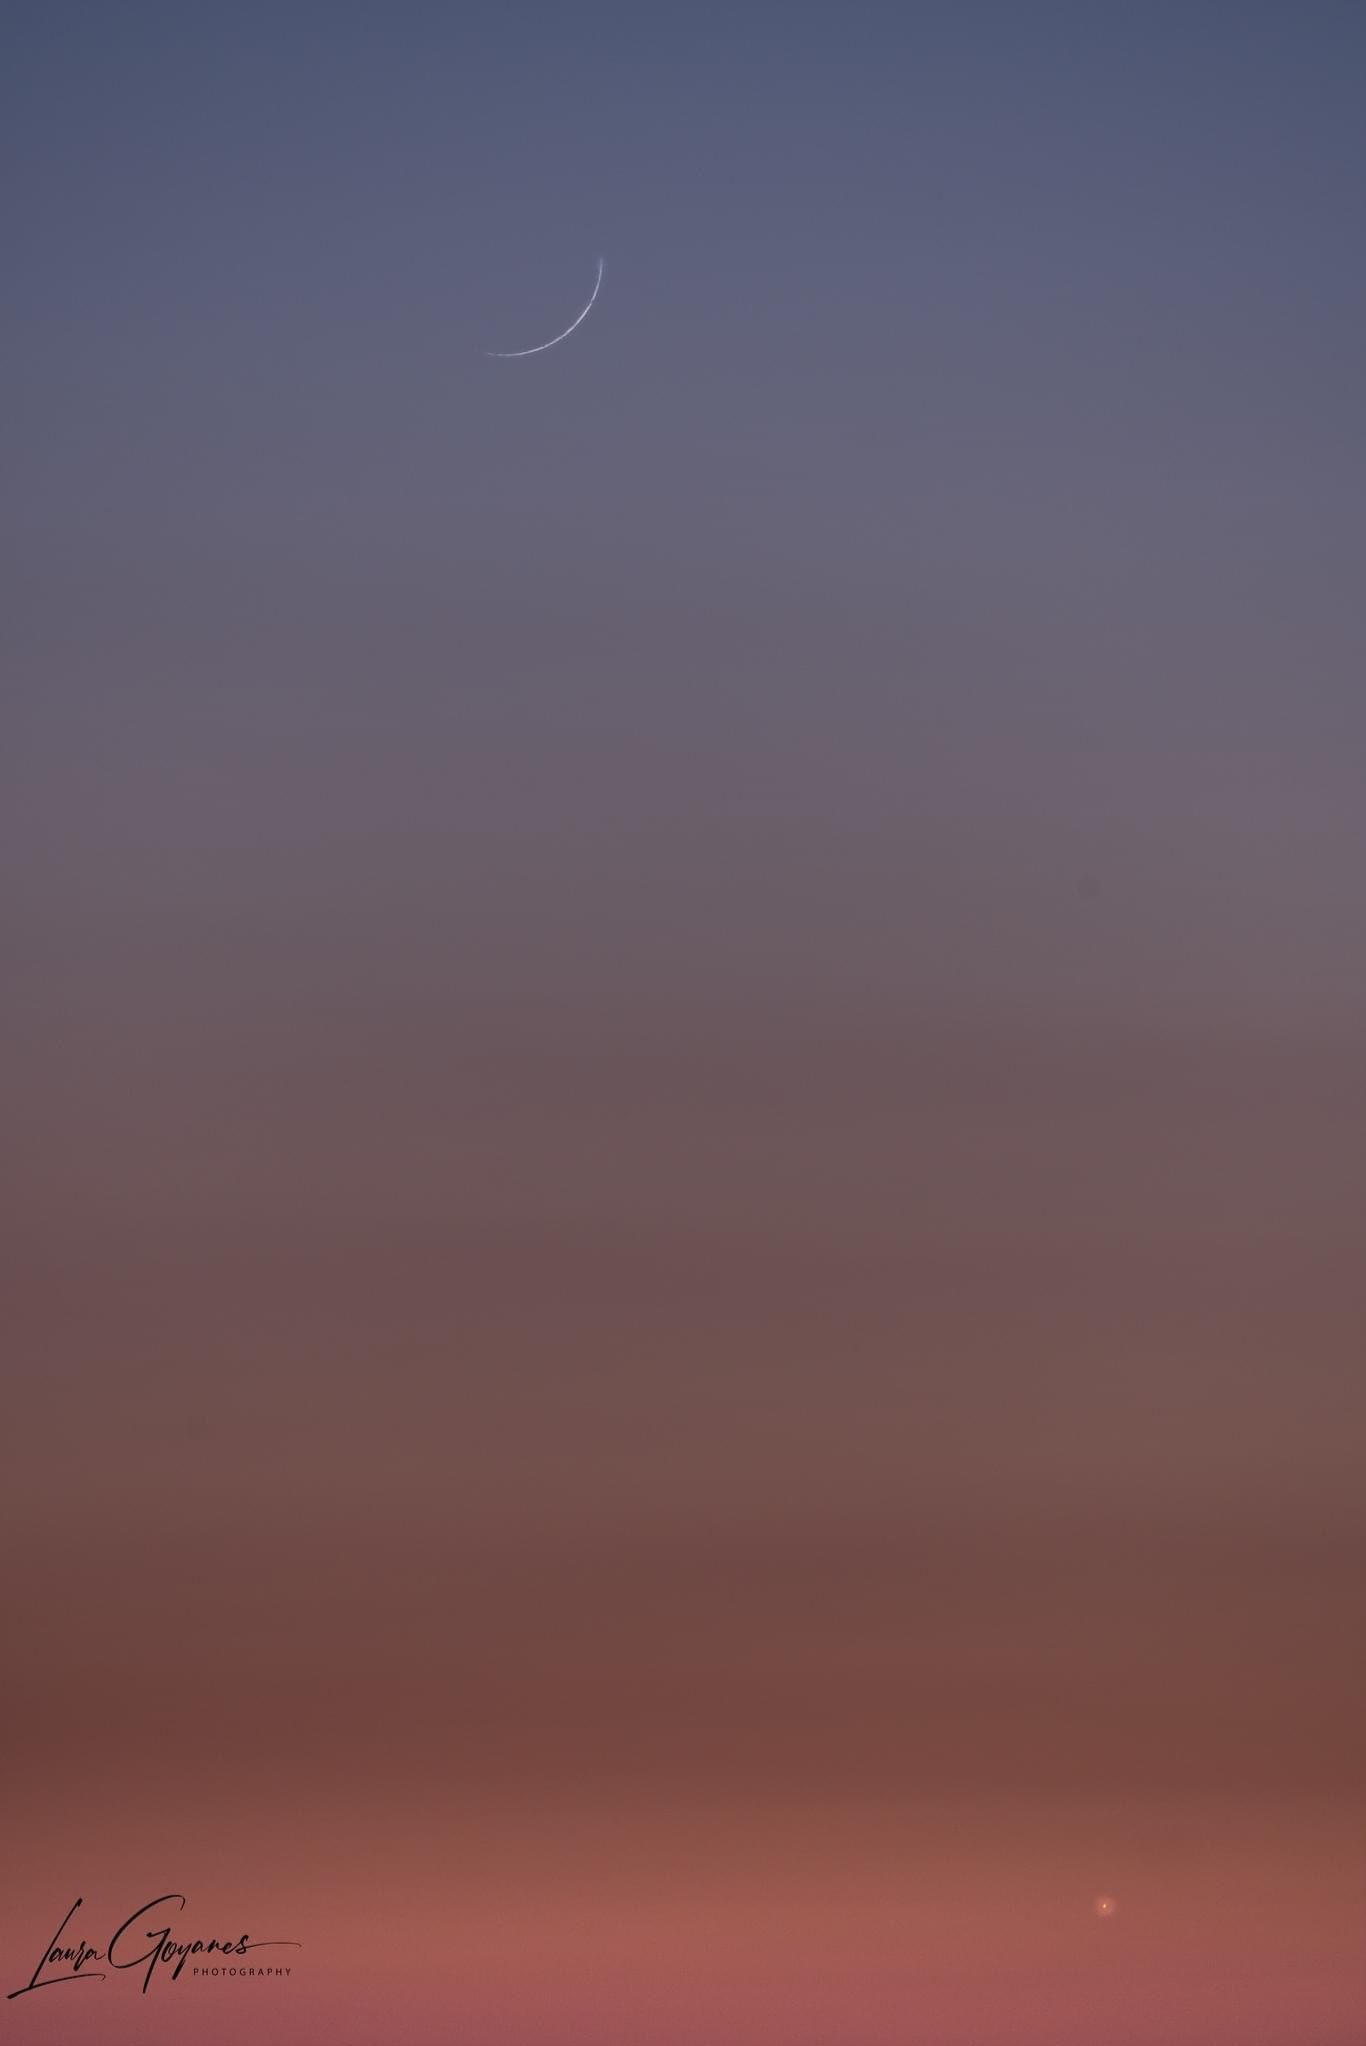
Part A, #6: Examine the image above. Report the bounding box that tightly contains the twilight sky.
[3,5,1365,2041]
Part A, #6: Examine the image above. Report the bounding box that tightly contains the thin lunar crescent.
[486,258,605,358]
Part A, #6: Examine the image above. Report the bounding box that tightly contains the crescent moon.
[485,258,605,359]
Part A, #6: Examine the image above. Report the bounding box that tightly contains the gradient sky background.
[3,4,1365,2041]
